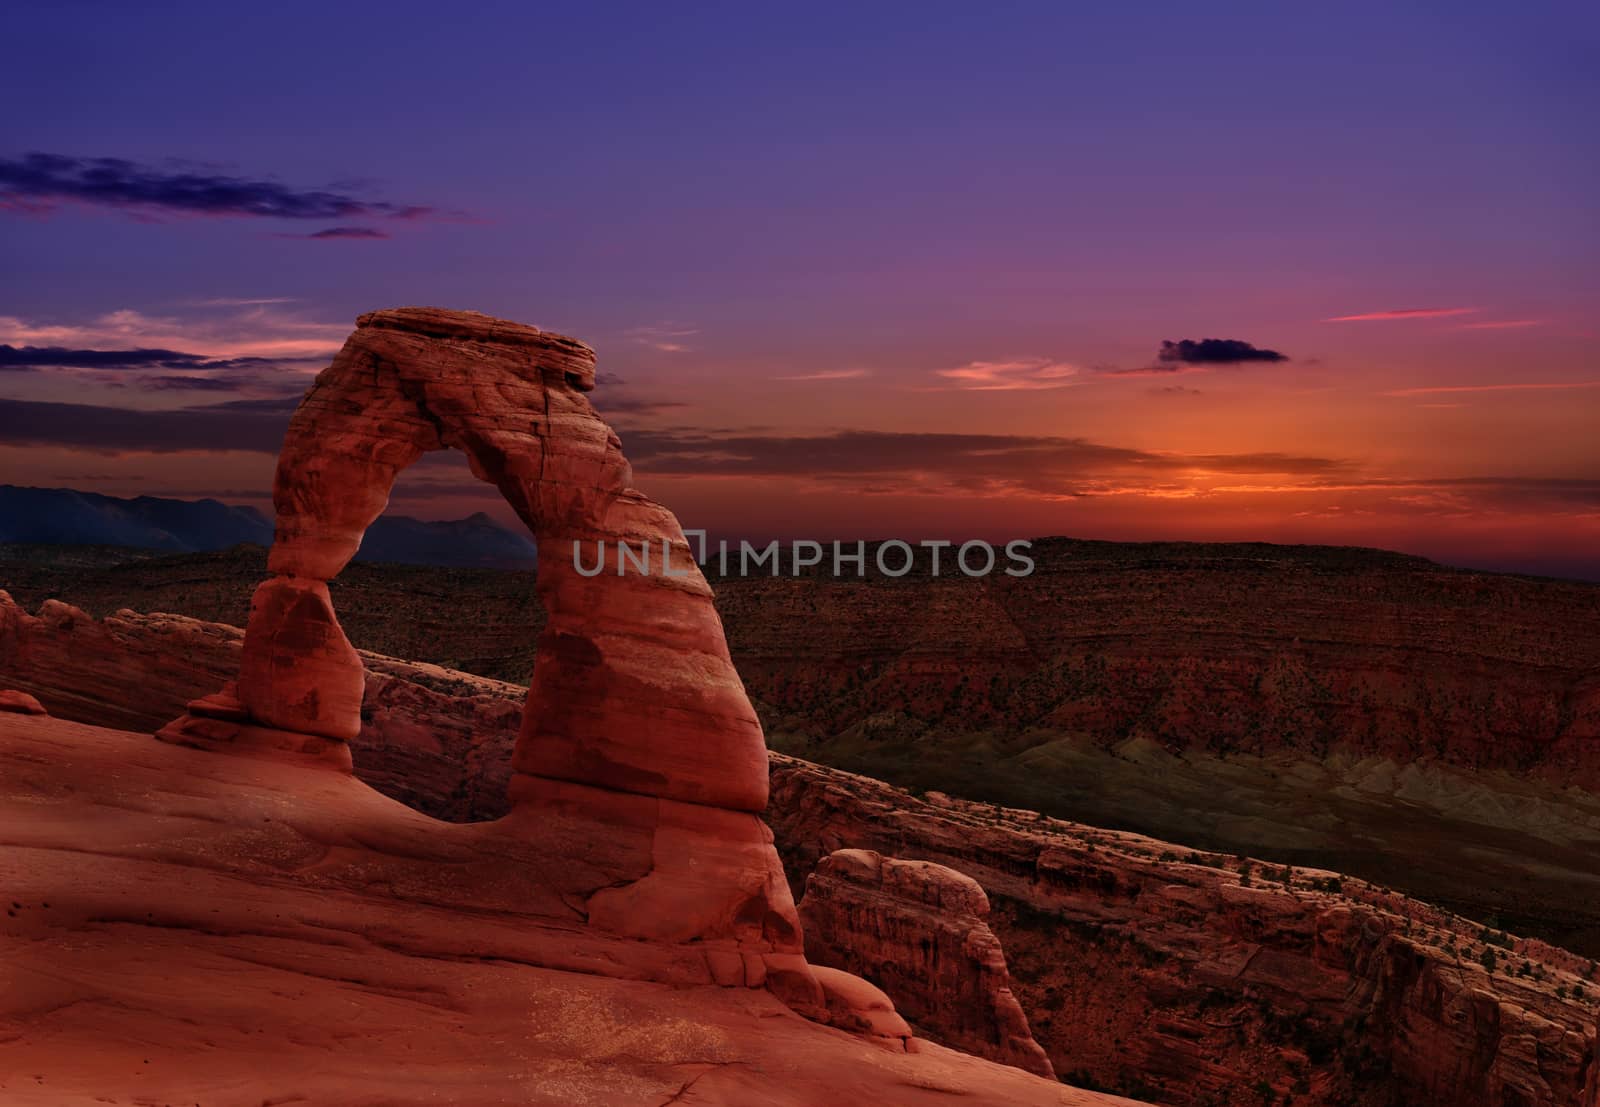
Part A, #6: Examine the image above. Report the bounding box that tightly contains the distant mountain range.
[0,485,537,569]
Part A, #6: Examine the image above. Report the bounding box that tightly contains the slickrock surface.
[769,756,1600,1107]
[5,598,1596,1104]
[799,848,1056,1079]
[0,712,1141,1107]
[153,308,818,997]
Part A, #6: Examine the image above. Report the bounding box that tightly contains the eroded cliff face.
[5,597,1596,1105]
[798,848,1056,1079]
[708,541,1600,783]
[768,756,1600,1107]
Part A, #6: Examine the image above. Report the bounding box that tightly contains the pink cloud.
[0,305,345,361]
[773,368,870,382]
[1384,380,1600,397]
[934,358,1078,391]
[1324,307,1479,322]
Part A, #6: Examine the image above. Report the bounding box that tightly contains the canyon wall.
[768,755,1600,1107]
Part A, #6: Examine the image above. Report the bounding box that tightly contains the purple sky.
[2,1,1597,577]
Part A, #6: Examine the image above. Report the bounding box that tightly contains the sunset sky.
[2,2,1596,577]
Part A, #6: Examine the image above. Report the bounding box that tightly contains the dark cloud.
[283,226,391,240]
[0,152,440,222]
[193,395,305,413]
[136,375,253,392]
[599,395,689,416]
[2,344,190,370]
[1158,338,1288,366]
[0,402,1342,484]
[0,344,319,372]
[0,397,286,453]
[1354,476,1600,511]
[621,429,1342,490]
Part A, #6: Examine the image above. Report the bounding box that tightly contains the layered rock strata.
[799,848,1056,1078]
[769,758,1600,1107]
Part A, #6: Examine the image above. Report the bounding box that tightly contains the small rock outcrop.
[0,688,46,715]
[799,848,1055,1078]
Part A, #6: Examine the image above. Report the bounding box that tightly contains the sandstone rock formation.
[7,595,1597,1104]
[147,307,826,1015]
[799,848,1056,1079]
[0,711,1136,1107]
[0,688,45,714]
[163,307,765,810]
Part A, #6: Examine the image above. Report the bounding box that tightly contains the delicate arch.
[166,307,768,814]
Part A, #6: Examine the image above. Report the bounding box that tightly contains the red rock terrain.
[0,711,1139,1107]
[8,539,1600,952]
[0,307,1143,1106]
[711,540,1600,786]
[768,756,1600,1107]
[5,597,1596,1104]
[799,847,1057,1079]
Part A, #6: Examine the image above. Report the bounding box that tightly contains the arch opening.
[160,307,769,817]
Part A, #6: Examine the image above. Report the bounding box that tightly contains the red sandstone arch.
[153,308,916,1020]
[163,307,768,814]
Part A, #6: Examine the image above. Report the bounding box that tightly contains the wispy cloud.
[134,375,256,392]
[1384,380,1600,397]
[773,368,870,382]
[934,358,1078,391]
[1323,307,1478,322]
[626,323,698,353]
[623,429,1342,498]
[0,305,346,361]
[1456,319,1546,331]
[0,152,450,228]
